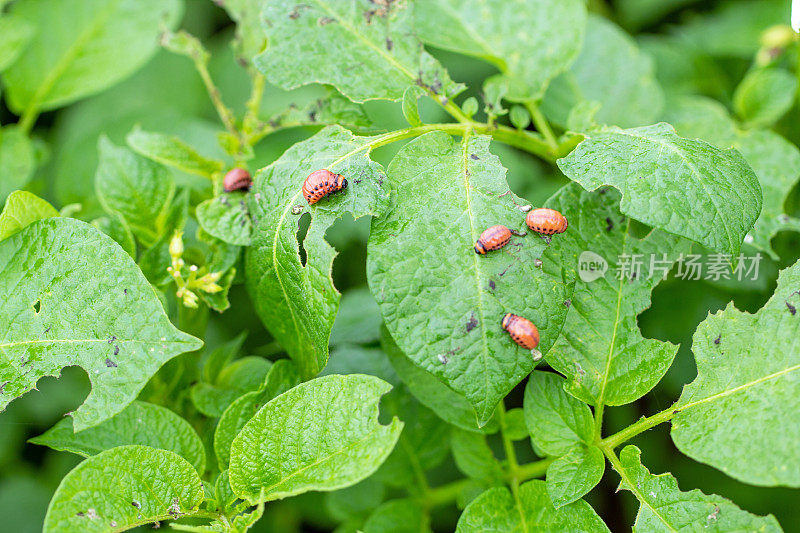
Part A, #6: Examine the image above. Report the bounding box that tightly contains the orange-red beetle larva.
[223,168,252,192]
[501,313,540,350]
[302,169,348,205]
[525,208,568,235]
[474,225,512,254]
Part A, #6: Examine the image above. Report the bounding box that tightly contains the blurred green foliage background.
[2,0,800,531]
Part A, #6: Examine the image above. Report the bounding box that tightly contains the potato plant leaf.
[544,184,688,406]
[0,14,33,72]
[615,446,782,532]
[0,191,58,241]
[523,370,593,457]
[1,0,183,114]
[95,136,176,247]
[733,67,798,128]
[91,213,136,258]
[368,131,572,425]
[450,429,505,483]
[43,445,204,533]
[228,374,403,503]
[255,0,463,103]
[416,0,587,102]
[364,499,429,533]
[29,401,206,474]
[216,0,265,65]
[197,192,252,246]
[456,480,609,532]
[0,126,35,204]
[126,126,224,178]
[542,15,664,129]
[546,444,604,508]
[0,218,202,430]
[557,123,762,257]
[671,258,800,487]
[245,126,391,378]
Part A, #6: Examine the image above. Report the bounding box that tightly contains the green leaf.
[662,95,739,147]
[734,67,798,128]
[255,0,462,103]
[2,0,183,114]
[245,126,391,377]
[95,136,176,247]
[382,326,499,434]
[451,429,504,483]
[190,356,271,417]
[228,374,403,503]
[544,184,688,406]
[523,370,593,456]
[0,14,33,72]
[557,123,762,257]
[202,332,247,384]
[329,287,383,346]
[615,446,782,532]
[197,192,252,247]
[43,445,204,533]
[0,126,36,204]
[326,478,386,523]
[509,105,531,130]
[91,213,136,258]
[364,499,429,533]
[402,85,426,127]
[126,126,225,178]
[0,190,58,241]
[504,407,528,441]
[542,15,664,129]
[214,359,300,468]
[0,218,202,430]
[323,345,398,385]
[416,0,586,102]
[29,401,205,474]
[217,0,266,65]
[546,444,604,508]
[671,258,800,487]
[369,131,573,424]
[137,189,188,285]
[265,88,373,132]
[456,480,609,532]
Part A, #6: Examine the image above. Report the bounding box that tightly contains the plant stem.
[600,405,681,450]
[525,102,559,151]
[593,403,605,442]
[243,72,266,138]
[194,59,240,141]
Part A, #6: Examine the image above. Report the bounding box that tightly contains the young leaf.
[542,15,664,129]
[557,123,762,257]
[364,499,429,533]
[29,401,206,474]
[0,14,33,72]
[196,192,253,246]
[95,136,176,247]
[546,444,604,508]
[0,126,35,203]
[1,0,183,114]
[456,480,609,532]
[245,126,391,378]
[0,190,58,241]
[214,359,300,468]
[0,218,202,430]
[450,429,505,483]
[671,258,800,487]
[255,0,462,103]
[416,0,587,102]
[190,356,271,417]
[402,86,426,127]
[544,184,688,406]
[126,126,225,178]
[43,445,204,533]
[369,131,573,425]
[382,326,499,434]
[523,371,594,456]
[228,374,403,503]
[614,446,782,532]
[733,67,797,128]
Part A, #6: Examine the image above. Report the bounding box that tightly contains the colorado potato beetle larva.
[525,208,568,235]
[223,168,252,192]
[474,225,513,254]
[501,313,540,350]
[302,169,348,205]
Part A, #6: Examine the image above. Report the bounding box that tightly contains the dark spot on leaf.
[605,217,614,231]
[564,299,571,307]
[470,154,479,160]
[385,37,394,50]
[0,382,7,394]
[114,345,120,356]
[308,110,317,122]
[318,16,336,25]
[33,299,41,314]
[108,336,116,344]
[105,358,117,368]
[132,501,141,509]
[123,289,128,295]
[787,301,797,316]
[44,327,51,333]
[466,314,478,332]
[714,335,721,345]
[489,279,496,290]
[76,512,85,518]
[219,196,230,207]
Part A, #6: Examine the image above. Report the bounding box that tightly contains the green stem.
[593,403,605,442]
[600,405,681,450]
[525,102,559,151]
[496,402,520,474]
[243,72,266,138]
[18,107,39,135]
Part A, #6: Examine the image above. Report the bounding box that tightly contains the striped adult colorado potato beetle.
[474,225,513,254]
[223,168,252,192]
[302,169,348,205]
[501,313,540,351]
[525,208,568,235]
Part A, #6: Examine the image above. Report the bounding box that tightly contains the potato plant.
[1,0,800,531]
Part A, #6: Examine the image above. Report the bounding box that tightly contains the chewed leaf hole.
[33,299,41,314]
[296,212,311,267]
